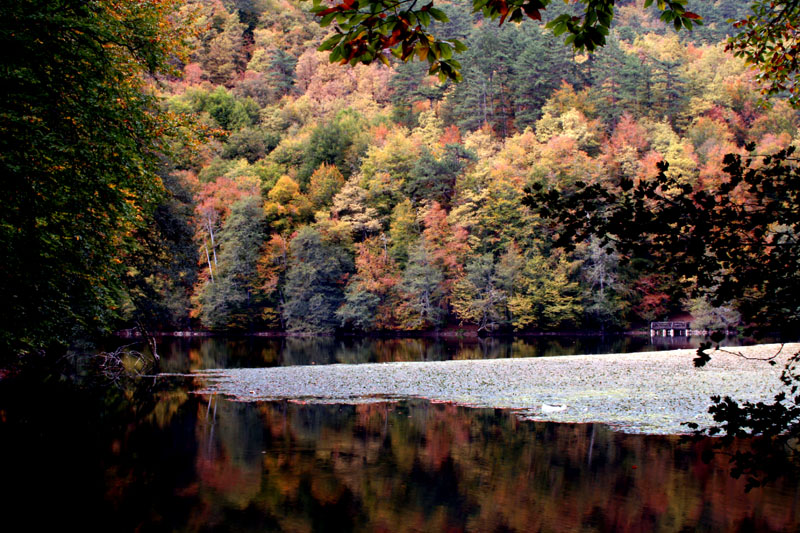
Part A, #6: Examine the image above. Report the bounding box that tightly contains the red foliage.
[422,202,470,283]
[632,275,671,322]
[439,124,462,146]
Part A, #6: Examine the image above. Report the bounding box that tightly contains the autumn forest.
[128,0,787,339]
[5,1,800,528]
[3,0,799,355]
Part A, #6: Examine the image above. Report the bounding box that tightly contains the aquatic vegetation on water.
[196,344,796,434]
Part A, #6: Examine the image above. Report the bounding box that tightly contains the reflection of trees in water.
[186,398,800,532]
[1,370,200,530]
[157,337,283,371]
[9,339,796,530]
[274,337,514,365]
[9,368,794,532]
[194,396,264,513]
[356,338,449,362]
[148,335,731,373]
[281,337,340,366]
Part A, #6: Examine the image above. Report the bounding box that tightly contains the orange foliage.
[352,236,402,329]
[599,114,651,186]
[412,99,431,113]
[636,151,665,184]
[354,239,399,295]
[606,114,650,155]
[632,275,671,322]
[438,124,462,146]
[753,132,793,158]
[257,233,288,294]
[370,123,391,146]
[422,202,470,281]
[195,176,259,222]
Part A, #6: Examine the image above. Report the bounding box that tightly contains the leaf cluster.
[727,0,800,107]
[311,0,702,80]
[525,147,800,338]
[685,347,800,490]
[313,0,466,81]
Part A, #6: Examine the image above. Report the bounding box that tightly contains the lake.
[2,336,797,531]
[153,334,756,372]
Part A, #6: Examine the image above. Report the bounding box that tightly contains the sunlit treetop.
[311,0,702,81]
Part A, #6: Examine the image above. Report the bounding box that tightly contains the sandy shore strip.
[195,343,799,434]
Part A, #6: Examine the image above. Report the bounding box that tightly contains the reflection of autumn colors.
[154,336,709,373]
[185,398,799,532]
[4,368,797,532]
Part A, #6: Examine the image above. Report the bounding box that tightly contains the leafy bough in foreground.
[310,0,701,81]
[524,147,800,488]
[687,343,800,491]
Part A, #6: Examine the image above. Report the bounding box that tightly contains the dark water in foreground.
[2,337,798,532]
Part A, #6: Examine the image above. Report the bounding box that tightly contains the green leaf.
[318,34,343,51]
[440,42,452,59]
[319,13,337,27]
[418,11,431,26]
[429,7,449,22]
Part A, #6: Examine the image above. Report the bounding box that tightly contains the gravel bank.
[195,343,798,434]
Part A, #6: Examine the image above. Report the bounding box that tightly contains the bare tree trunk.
[205,244,215,283]
[209,223,218,268]
[482,79,488,126]
[136,319,159,362]
[204,217,219,264]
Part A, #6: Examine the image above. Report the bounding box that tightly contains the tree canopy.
[0,0,194,360]
[310,0,800,112]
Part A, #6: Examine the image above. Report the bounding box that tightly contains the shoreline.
[194,343,798,435]
[117,328,765,340]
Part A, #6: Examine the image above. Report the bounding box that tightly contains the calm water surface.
[154,334,756,373]
[2,337,797,532]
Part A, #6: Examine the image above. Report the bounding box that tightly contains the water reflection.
[190,399,798,533]
[155,335,750,373]
[3,368,797,532]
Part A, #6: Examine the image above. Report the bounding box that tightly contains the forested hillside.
[148,0,794,335]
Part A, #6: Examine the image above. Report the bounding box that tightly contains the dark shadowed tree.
[125,167,199,352]
[398,240,447,329]
[0,0,193,362]
[283,226,354,333]
[591,38,652,126]
[451,253,509,332]
[404,145,474,207]
[511,26,582,130]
